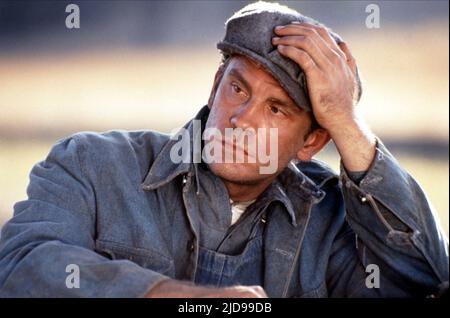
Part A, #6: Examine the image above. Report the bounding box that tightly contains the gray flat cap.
[217,1,344,112]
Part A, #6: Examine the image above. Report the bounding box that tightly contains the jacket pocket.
[95,239,174,275]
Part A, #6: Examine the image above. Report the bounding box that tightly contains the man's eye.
[270,105,280,114]
[231,83,243,94]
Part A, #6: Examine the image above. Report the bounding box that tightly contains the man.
[0,2,447,297]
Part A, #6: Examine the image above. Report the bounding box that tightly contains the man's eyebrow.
[228,68,251,91]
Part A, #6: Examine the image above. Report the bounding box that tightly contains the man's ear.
[296,128,331,162]
[208,63,227,109]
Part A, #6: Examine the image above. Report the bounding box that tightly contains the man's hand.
[273,22,376,172]
[145,279,268,298]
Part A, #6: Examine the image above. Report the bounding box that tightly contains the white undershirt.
[230,199,255,225]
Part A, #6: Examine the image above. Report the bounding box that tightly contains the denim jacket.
[0,106,448,297]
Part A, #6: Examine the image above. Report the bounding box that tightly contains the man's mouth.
[207,136,255,161]
[221,138,249,156]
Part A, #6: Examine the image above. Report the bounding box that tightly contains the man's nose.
[229,100,259,130]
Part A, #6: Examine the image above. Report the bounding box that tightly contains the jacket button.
[360,196,368,203]
[186,240,195,252]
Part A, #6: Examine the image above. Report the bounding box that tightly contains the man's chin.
[207,162,267,185]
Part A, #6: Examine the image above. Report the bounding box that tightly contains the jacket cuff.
[339,138,419,238]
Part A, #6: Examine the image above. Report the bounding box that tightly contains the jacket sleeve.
[327,138,448,297]
[0,136,169,297]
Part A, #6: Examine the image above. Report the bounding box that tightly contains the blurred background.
[0,0,448,235]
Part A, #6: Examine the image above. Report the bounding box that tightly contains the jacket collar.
[141,106,210,191]
[141,136,192,191]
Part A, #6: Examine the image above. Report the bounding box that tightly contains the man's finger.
[273,35,331,71]
[249,285,268,298]
[276,44,321,77]
[292,22,347,60]
[274,24,343,63]
[225,285,268,298]
[338,42,357,75]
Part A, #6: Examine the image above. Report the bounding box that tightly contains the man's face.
[205,55,314,184]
